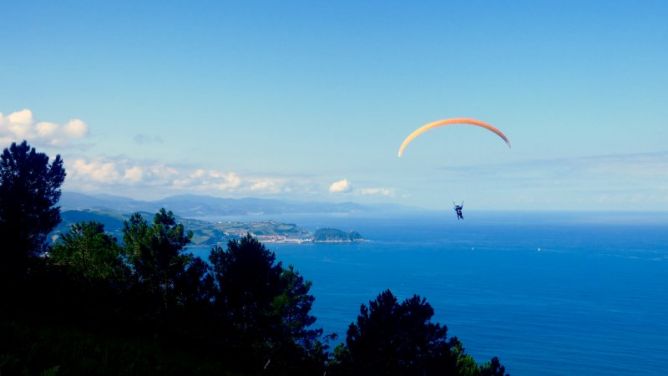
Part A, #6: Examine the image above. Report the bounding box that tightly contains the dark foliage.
[123,209,213,313]
[480,356,508,376]
[0,141,65,278]
[210,235,326,373]
[330,289,508,376]
[0,142,506,376]
[210,234,284,335]
[50,221,128,282]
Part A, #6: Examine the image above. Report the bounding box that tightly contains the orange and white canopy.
[397,118,511,157]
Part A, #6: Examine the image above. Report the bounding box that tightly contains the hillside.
[56,209,361,246]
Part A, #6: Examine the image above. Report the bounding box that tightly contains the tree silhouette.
[480,356,508,376]
[50,221,127,282]
[209,234,325,372]
[0,141,65,279]
[123,209,205,312]
[330,289,508,376]
[210,234,283,337]
[274,265,320,346]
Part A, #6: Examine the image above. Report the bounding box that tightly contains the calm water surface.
[191,212,668,375]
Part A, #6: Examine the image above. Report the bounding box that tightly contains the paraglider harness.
[453,201,464,220]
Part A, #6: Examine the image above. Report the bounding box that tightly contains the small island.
[313,228,363,243]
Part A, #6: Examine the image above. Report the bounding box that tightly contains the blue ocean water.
[192,212,668,375]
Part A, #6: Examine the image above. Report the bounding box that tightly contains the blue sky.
[1,1,667,210]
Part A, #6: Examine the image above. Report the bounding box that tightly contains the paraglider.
[397,117,511,157]
[453,201,464,220]
[397,117,511,220]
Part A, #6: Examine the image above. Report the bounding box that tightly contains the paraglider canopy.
[397,118,511,157]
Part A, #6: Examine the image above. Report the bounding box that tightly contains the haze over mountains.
[60,192,413,219]
[57,192,400,245]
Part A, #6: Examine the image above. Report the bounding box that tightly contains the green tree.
[175,256,215,308]
[123,209,195,310]
[210,234,283,337]
[209,235,325,371]
[330,290,507,376]
[273,265,321,346]
[0,141,65,276]
[50,221,127,281]
[479,357,508,376]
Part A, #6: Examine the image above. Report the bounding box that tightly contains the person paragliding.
[397,117,511,222]
[453,201,464,220]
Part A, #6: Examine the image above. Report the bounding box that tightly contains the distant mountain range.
[54,192,418,246]
[59,192,411,218]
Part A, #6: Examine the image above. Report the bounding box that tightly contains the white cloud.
[358,187,395,197]
[71,159,121,183]
[249,178,286,194]
[6,110,33,138]
[7,109,33,125]
[63,119,88,138]
[36,122,58,137]
[215,172,242,190]
[63,155,325,198]
[123,166,144,183]
[68,158,174,186]
[146,164,179,180]
[0,109,89,147]
[171,169,242,191]
[190,169,207,179]
[329,178,351,193]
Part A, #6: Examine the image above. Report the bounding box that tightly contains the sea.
[191,211,668,375]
